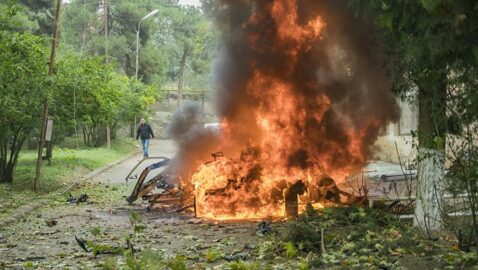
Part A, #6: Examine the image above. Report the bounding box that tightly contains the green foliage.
[165,255,187,270]
[102,257,119,270]
[51,53,156,146]
[0,1,18,30]
[282,242,298,258]
[89,242,124,257]
[0,1,42,33]
[227,260,260,270]
[60,0,218,90]
[158,5,218,90]
[441,251,478,269]
[129,211,142,226]
[349,0,478,243]
[117,78,157,136]
[297,257,310,270]
[23,261,34,268]
[282,206,444,268]
[0,29,48,183]
[0,137,135,218]
[349,0,478,146]
[124,248,166,270]
[90,226,102,236]
[204,247,222,263]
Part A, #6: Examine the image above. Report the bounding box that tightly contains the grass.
[0,136,138,219]
[259,205,477,269]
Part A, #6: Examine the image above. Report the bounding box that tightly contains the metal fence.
[159,89,215,113]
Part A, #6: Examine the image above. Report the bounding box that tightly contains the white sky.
[178,0,202,7]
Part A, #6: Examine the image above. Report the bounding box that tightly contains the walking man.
[136,118,154,158]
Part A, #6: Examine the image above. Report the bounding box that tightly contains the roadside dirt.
[0,140,282,269]
[0,183,276,269]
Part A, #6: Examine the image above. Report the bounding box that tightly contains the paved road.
[91,139,177,184]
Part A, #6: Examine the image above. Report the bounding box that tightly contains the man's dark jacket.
[136,124,154,140]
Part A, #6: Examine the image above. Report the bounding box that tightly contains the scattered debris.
[67,194,89,205]
[224,251,250,261]
[15,256,47,262]
[126,158,170,205]
[174,203,194,213]
[156,178,175,190]
[45,219,58,227]
[244,243,256,249]
[284,180,306,218]
[74,236,89,252]
[187,218,203,225]
[74,235,135,256]
[256,221,272,236]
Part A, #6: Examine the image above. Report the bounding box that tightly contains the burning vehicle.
[127,0,399,220]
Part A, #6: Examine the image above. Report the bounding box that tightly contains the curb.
[0,200,48,229]
[0,150,141,230]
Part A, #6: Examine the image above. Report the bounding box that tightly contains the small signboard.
[45,118,53,142]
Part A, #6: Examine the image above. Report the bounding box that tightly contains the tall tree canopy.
[350,0,478,232]
[60,0,218,90]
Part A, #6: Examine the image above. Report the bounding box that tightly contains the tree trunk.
[130,122,135,138]
[177,45,190,107]
[414,72,447,234]
[35,0,62,192]
[0,139,7,183]
[82,126,87,146]
[0,130,26,183]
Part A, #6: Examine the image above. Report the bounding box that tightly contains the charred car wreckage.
[125,149,367,219]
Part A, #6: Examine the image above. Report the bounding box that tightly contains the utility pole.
[104,0,111,149]
[34,0,62,192]
[104,0,108,64]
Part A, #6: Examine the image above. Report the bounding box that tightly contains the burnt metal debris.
[126,157,193,212]
[126,157,170,204]
[126,152,367,218]
[256,221,272,236]
[67,194,89,205]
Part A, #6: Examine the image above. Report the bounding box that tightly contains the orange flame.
[190,0,381,220]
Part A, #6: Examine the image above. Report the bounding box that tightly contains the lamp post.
[135,9,159,79]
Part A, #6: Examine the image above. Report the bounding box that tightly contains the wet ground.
[0,139,415,269]
[0,189,272,269]
[0,140,280,269]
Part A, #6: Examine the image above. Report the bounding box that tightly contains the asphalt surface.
[91,139,177,184]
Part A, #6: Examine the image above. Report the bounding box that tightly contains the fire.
[186,0,397,220]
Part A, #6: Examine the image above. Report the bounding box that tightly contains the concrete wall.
[373,100,418,165]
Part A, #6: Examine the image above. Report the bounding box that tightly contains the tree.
[51,53,157,147]
[18,0,54,35]
[117,79,158,137]
[52,55,120,147]
[0,30,48,183]
[0,1,42,33]
[155,5,218,101]
[350,0,478,232]
[60,0,171,84]
[60,0,218,91]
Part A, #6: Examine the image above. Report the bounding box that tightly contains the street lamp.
[135,9,159,79]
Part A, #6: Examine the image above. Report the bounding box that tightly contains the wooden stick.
[320,228,326,255]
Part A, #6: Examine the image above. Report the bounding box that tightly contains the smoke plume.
[168,0,399,185]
